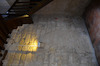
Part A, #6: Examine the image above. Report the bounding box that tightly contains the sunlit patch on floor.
[18,38,39,52]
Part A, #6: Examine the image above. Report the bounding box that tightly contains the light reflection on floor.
[18,39,38,52]
[4,24,38,66]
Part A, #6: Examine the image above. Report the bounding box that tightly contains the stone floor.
[3,16,98,66]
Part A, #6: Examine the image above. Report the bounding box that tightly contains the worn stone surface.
[3,15,98,66]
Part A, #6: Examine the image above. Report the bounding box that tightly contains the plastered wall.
[35,0,90,16]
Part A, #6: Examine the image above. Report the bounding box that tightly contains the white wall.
[6,0,16,6]
[0,0,10,13]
